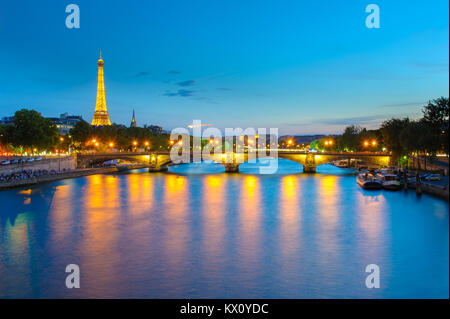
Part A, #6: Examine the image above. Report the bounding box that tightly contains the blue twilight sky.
[0,0,448,134]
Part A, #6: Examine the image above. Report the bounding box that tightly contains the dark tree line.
[381,97,449,163]
[69,120,170,152]
[314,97,449,165]
[0,109,171,154]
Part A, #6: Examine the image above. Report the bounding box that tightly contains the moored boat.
[376,171,402,190]
[334,160,349,168]
[357,172,382,189]
[376,169,403,190]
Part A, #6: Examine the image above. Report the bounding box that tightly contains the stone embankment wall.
[0,156,75,175]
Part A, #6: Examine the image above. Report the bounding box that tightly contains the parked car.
[25,158,34,162]
[34,157,43,161]
[11,159,19,164]
[0,160,10,165]
[424,174,441,181]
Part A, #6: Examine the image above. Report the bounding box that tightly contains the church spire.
[130,109,137,127]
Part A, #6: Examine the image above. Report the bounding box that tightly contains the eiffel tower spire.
[91,52,111,126]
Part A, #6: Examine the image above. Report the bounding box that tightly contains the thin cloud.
[177,80,195,87]
[382,101,425,108]
[286,115,388,127]
[168,70,181,74]
[132,71,150,78]
[163,89,195,97]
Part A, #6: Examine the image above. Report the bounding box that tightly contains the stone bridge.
[75,151,391,173]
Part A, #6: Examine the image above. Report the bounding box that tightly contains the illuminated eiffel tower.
[91,52,111,126]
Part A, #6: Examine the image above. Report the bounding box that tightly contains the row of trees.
[69,121,171,152]
[0,109,171,154]
[381,97,448,163]
[314,97,449,163]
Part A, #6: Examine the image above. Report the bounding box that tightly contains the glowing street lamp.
[372,140,377,146]
[364,141,369,147]
[109,142,114,148]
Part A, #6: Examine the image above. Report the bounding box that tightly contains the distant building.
[0,117,13,125]
[48,113,83,135]
[130,109,137,127]
[146,125,164,134]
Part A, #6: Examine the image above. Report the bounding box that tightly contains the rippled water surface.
[0,161,448,298]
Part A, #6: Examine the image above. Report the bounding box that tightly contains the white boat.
[357,172,382,189]
[116,163,132,171]
[334,160,349,168]
[376,170,402,191]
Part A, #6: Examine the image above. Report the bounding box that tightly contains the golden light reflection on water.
[163,174,189,275]
[202,176,225,263]
[126,173,153,215]
[49,185,73,244]
[80,174,123,293]
[238,175,261,268]
[279,175,301,257]
[315,175,341,271]
[317,175,339,226]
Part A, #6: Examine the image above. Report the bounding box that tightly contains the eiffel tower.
[91,52,111,126]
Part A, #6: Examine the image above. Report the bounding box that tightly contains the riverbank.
[407,180,449,200]
[0,167,117,190]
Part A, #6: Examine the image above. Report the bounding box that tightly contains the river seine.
[0,160,448,298]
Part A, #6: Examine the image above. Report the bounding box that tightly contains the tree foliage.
[69,123,170,151]
[5,109,58,153]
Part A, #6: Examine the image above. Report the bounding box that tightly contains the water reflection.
[0,164,448,298]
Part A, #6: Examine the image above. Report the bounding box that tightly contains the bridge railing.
[76,150,390,156]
